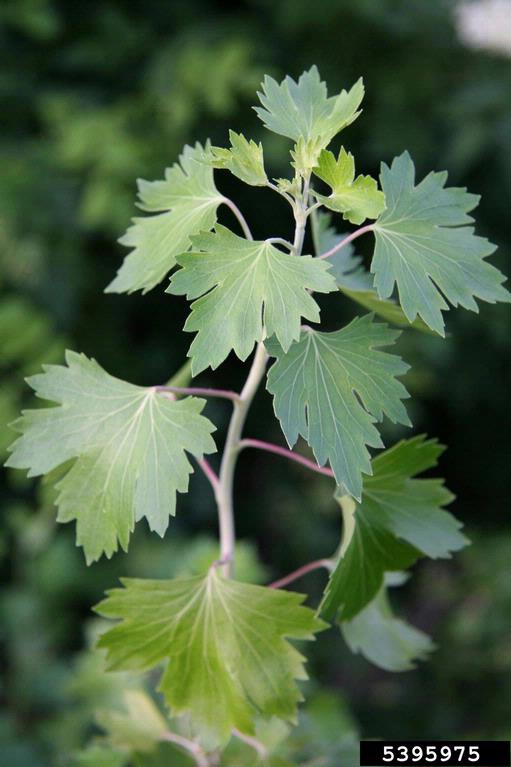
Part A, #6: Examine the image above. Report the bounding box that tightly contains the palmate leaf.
[96,569,326,750]
[6,352,216,562]
[311,211,431,331]
[168,225,337,375]
[320,436,467,621]
[106,143,224,294]
[266,316,410,500]
[208,130,268,186]
[372,152,510,335]
[341,576,434,672]
[313,148,385,225]
[254,66,364,148]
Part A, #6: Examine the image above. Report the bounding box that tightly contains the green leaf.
[341,579,434,672]
[372,151,510,335]
[5,352,216,562]
[254,67,364,148]
[266,316,410,500]
[313,148,385,225]
[97,690,168,754]
[106,143,223,294]
[290,136,323,175]
[311,211,432,332]
[168,225,337,375]
[96,569,326,750]
[320,436,467,620]
[208,130,268,186]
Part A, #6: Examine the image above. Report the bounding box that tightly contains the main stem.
[214,182,307,578]
[216,342,268,576]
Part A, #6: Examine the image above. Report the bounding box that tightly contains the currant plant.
[6,67,510,764]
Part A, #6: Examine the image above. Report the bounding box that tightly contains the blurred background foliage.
[1,0,511,764]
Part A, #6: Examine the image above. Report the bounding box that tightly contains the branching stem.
[269,558,334,590]
[239,438,335,478]
[160,730,210,767]
[319,222,375,259]
[266,236,294,250]
[157,385,240,402]
[195,456,220,492]
[221,196,253,240]
[215,342,268,576]
[232,728,269,758]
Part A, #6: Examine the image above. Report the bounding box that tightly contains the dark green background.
[1,1,511,764]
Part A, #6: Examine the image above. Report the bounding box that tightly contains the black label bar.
[360,741,510,767]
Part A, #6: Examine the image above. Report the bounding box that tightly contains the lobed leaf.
[208,130,268,186]
[313,148,385,225]
[254,67,364,149]
[372,152,510,335]
[107,143,223,294]
[312,211,431,331]
[168,225,337,375]
[96,569,326,750]
[6,352,216,562]
[340,579,434,672]
[266,316,410,500]
[320,436,467,620]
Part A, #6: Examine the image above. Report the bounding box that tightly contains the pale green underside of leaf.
[254,66,364,147]
[266,315,411,500]
[106,143,223,294]
[96,570,325,750]
[168,225,337,375]
[340,579,434,672]
[312,211,432,332]
[320,436,467,621]
[6,352,216,562]
[208,130,268,186]
[313,148,385,225]
[373,151,511,335]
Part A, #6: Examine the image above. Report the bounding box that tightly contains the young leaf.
[311,211,432,331]
[96,569,326,750]
[266,316,410,500]
[290,136,323,175]
[5,352,216,562]
[106,143,223,294]
[208,130,268,186]
[254,67,364,149]
[372,151,510,335]
[313,148,385,225]
[168,225,337,375]
[320,436,467,620]
[340,580,434,672]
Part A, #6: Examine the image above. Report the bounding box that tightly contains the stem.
[266,180,294,206]
[319,223,375,260]
[269,559,334,590]
[306,200,322,217]
[157,385,240,402]
[291,172,311,255]
[221,197,253,240]
[160,731,210,767]
[232,729,268,759]
[239,438,335,478]
[266,237,294,250]
[216,342,269,576]
[195,456,220,493]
